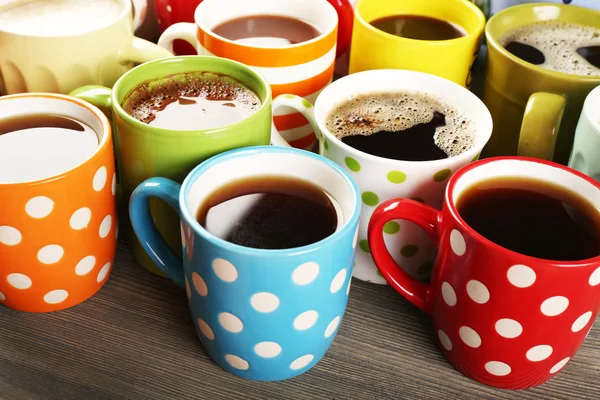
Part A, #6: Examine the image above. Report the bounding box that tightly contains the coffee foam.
[325,92,476,158]
[500,21,600,76]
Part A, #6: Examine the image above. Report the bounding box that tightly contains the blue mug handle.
[129,177,185,288]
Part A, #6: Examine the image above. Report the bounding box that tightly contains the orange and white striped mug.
[0,94,117,312]
[157,0,338,151]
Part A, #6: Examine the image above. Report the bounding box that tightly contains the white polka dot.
[292,262,319,285]
[541,296,569,316]
[0,226,22,245]
[330,269,347,293]
[198,319,214,340]
[97,262,111,282]
[294,310,318,330]
[0,292,5,301]
[185,277,191,299]
[450,229,466,256]
[212,258,238,282]
[93,166,107,191]
[572,311,593,332]
[346,276,352,296]
[495,319,523,338]
[290,354,314,370]
[37,244,64,264]
[44,289,68,304]
[353,229,358,249]
[441,282,457,306]
[466,280,490,304]
[526,345,553,361]
[192,272,208,296]
[111,172,116,196]
[251,292,279,313]
[70,208,92,230]
[324,316,341,338]
[7,273,32,289]
[225,354,249,370]
[99,215,112,238]
[75,255,96,276]
[485,361,511,376]
[438,330,453,351]
[459,326,481,348]
[550,357,570,374]
[25,196,54,218]
[589,267,600,286]
[254,342,281,358]
[219,312,243,333]
[507,264,536,288]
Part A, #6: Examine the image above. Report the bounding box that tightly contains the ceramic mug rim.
[178,146,361,256]
[583,85,600,133]
[445,156,600,266]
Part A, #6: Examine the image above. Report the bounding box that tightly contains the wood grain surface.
[0,237,598,400]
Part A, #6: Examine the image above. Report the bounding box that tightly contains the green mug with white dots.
[271,70,493,284]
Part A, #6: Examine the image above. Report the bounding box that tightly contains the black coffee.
[501,21,600,76]
[122,72,261,130]
[325,92,476,162]
[213,15,321,46]
[196,176,338,250]
[370,15,465,41]
[457,177,600,261]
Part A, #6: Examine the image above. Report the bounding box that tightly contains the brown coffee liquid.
[213,15,320,46]
[196,176,338,250]
[370,15,465,41]
[457,177,600,261]
[122,72,261,130]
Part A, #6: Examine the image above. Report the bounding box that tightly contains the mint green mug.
[70,56,272,276]
[568,85,600,182]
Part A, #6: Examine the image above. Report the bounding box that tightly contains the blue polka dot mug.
[129,146,361,381]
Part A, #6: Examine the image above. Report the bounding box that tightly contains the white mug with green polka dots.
[271,70,493,284]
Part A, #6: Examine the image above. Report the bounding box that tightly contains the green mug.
[568,85,600,181]
[70,56,272,276]
[481,3,600,164]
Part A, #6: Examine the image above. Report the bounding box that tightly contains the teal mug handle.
[129,177,185,287]
[271,95,322,147]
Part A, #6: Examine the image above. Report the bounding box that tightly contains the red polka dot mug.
[368,157,600,389]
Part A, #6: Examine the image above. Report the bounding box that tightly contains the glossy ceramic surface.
[569,85,600,181]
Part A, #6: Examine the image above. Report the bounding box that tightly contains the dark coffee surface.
[457,177,600,261]
[197,176,337,250]
[122,72,261,130]
[369,15,465,41]
[505,41,545,65]
[213,15,320,45]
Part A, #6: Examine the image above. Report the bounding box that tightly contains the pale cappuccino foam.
[0,0,123,36]
[501,21,600,76]
[326,92,476,158]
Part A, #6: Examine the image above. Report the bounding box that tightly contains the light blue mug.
[569,85,600,181]
[129,146,361,381]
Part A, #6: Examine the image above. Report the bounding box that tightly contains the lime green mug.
[70,56,272,276]
[481,3,600,164]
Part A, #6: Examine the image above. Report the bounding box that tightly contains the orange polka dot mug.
[368,157,600,389]
[0,93,117,312]
[270,70,493,284]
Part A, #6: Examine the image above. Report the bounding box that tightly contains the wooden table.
[0,237,598,400]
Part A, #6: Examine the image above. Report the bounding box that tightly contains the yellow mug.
[348,0,486,87]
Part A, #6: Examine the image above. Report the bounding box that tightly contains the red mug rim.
[445,156,600,267]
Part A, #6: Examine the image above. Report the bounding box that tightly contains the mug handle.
[129,177,185,287]
[69,85,113,118]
[368,199,440,315]
[130,0,148,32]
[517,92,566,161]
[270,95,322,147]
[120,37,174,65]
[157,22,202,54]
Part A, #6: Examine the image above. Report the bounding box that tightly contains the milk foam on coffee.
[501,21,600,76]
[0,0,123,36]
[326,92,476,158]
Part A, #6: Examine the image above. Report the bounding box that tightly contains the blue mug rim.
[179,145,362,256]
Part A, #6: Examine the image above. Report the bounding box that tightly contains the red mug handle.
[327,0,354,58]
[368,199,440,315]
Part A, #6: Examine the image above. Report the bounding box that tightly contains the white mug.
[569,85,600,181]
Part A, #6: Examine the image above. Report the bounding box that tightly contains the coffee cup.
[129,146,360,381]
[348,0,486,87]
[481,3,600,164]
[0,0,172,95]
[0,93,117,312]
[270,69,493,284]
[368,156,600,389]
[156,0,339,151]
[568,85,600,180]
[491,1,600,15]
[70,56,273,277]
